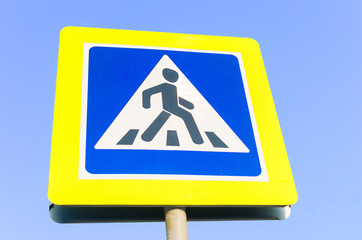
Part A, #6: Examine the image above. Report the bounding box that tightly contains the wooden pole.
[164,207,188,240]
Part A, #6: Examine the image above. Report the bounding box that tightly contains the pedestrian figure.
[141,68,203,144]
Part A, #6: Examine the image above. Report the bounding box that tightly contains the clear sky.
[1,0,361,239]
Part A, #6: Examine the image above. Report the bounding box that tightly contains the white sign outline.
[79,43,268,181]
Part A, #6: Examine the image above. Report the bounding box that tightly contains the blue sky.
[1,0,361,239]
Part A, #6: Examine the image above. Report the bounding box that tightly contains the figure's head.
[162,68,179,83]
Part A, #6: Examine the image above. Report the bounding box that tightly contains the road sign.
[48,27,297,223]
[81,45,265,180]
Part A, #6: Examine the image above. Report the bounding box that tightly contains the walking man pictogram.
[141,68,204,144]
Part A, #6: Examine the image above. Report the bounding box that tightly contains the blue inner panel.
[85,47,262,176]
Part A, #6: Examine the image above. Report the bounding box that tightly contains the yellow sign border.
[48,27,297,206]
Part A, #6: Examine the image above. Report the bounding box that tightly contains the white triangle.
[95,55,249,153]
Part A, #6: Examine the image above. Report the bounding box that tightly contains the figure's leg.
[141,111,171,142]
[172,108,203,144]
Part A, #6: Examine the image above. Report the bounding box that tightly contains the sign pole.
[164,207,188,240]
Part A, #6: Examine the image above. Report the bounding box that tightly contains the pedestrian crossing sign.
[82,44,266,180]
[48,27,297,217]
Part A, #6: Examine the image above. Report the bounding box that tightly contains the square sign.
[48,27,297,218]
[80,44,267,181]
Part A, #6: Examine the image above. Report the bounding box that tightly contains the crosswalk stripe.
[205,131,228,148]
[166,130,180,146]
[117,129,139,145]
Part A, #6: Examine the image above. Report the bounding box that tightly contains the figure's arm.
[179,97,194,110]
[142,84,164,109]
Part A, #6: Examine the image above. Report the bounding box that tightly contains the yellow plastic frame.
[48,26,297,206]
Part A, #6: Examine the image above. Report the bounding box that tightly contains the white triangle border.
[79,43,268,182]
[95,54,250,153]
